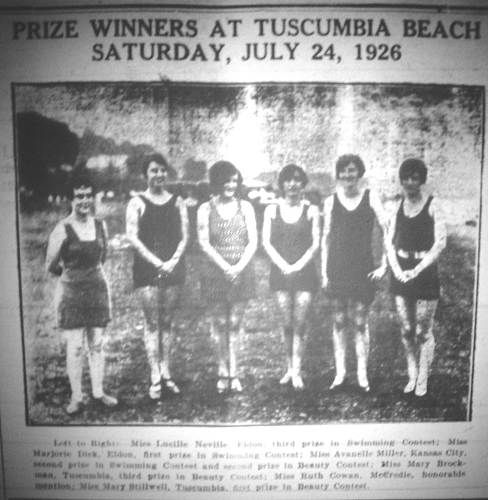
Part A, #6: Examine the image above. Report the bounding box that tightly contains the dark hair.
[335,154,366,179]
[399,158,427,184]
[208,161,243,195]
[278,164,308,190]
[67,168,95,200]
[142,153,175,178]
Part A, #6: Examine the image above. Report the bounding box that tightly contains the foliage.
[17,112,79,198]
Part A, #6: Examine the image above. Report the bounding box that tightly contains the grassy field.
[20,200,476,425]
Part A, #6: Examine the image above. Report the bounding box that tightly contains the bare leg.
[138,286,161,399]
[211,303,229,393]
[229,301,246,392]
[395,296,417,393]
[291,291,312,390]
[159,286,181,394]
[330,298,347,389]
[415,299,437,397]
[64,329,84,413]
[275,291,293,384]
[86,327,105,398]
[352,300,370,391]
[86,327,117,406]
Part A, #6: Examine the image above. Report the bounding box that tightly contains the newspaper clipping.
[0,0,487,498]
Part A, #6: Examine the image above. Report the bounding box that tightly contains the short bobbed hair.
[399,158,427,184]
[67,168,96,200]
[142,153,175,178]
[335,154,366,179]
[208,161,243,195]
[278,164,308,191]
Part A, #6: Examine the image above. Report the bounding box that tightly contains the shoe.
[217,377,229,394]
[279,371,292,385]
[230,377,243,392]
[149,382,162,400]
[414,380,427,397]
[95,393,118,407]
[162,378,180,395]
[403,379,417,394]
[292,374,304,390]
[66,399,83,415]
[358,377,370,393]
[329,374,345,390]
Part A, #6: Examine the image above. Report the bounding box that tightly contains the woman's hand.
[393,268,418,283]
[368,263,387,281]
[282,263,298,275]
[225,265,241,282]
[157,258,178,276]
[321,275,329,289]
[401,268,419,282]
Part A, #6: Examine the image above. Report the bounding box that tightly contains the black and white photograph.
[14,81,482,425]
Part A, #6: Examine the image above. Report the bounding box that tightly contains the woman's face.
[72,186,94,218]
[146,161,168,191]
[221,173,239,199]
[337,162,360,189]
[401,172,423,197]
[282,172,304,200]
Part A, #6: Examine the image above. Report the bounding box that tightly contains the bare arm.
[368,190,388,279]
[197,202,232,272]
[321,196,333,288]
[289,204,320,272]
[101,220,109,264]
[385,205,405,280]
[125,197,163,269]
[232,201,258,275]
[45,222,66,275]
[262,203,292,273]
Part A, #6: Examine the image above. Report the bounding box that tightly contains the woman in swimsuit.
[262,164,320,390]
[386,158,446,397]
[46,169,117,414]
[197,161,257,393]
[321,154,387,393]
[126,153,188,399]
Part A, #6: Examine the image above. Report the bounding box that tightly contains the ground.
[20,201,475,425]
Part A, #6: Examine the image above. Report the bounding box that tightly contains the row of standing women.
[46,154,446,415]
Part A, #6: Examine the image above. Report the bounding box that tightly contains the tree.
[17,112,79,199]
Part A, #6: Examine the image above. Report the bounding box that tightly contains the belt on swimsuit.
[397,249,428,259]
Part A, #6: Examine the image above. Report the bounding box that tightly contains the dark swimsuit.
[326,190,376,305]
[56,219,110,329]
[133,194,185,288]
[269,203,318,293]
[390,196,440,300]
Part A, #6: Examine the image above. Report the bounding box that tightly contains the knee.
[143,329,159,352]
[145,316,158,332]
[68,341,84,358]
[88,339,103,355]
[229,312,243,331]
[400,327,415,343]
[160,313,172,331]
[333,312,346,330]
[397,313,412,334]
[353,313,367,332]
[213,315,226,332]
[417,327,434,345]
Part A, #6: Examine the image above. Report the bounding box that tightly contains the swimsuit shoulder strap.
[64,222,77,240]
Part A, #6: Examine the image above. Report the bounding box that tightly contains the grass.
[20,201,476,425]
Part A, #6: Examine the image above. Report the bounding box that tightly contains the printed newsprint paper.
[0,0,487,498]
